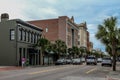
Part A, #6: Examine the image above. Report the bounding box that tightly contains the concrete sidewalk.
[0,66,22,71]
[106,62,120,80]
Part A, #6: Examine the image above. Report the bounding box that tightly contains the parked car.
[55,59,66,65]
[101,57,112,67]
[97,58,102,63]
[72,58,82,65]
[66,59,72,64]
[86,56,97,65]
[81,57,85,62]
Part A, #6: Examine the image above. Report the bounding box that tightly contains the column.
[34,54,36,65]
[37,53,39,65]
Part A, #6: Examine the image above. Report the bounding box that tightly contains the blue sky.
[0,0,120,52]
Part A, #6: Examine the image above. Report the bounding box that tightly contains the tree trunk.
[113,53,116,71]
[112,41,116,71]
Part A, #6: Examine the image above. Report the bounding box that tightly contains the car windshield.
[57,59,64,61]
[103,58,111,60]
[87,57,95,59]
[73,59,80,61]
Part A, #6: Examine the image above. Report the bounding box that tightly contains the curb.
[106,76,120,80]
[0,67,23,71]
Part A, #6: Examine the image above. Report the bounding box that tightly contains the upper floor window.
[31,33,33,43]
[46,28,48,32]
[29,32,31,42]
[28,32,30,42]
[23,30,25,41]
[10,29,15,40]
[26,31,28,42]
[32,33,34,43]
[34,34,36,43]
[19,29,22,41]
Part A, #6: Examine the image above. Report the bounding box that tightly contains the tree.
[72,46,80,58]
[54,40,67,59]
[37,38,50,65]
[79,47,87,57]
[95,16,119,71]
[68,48,73,58]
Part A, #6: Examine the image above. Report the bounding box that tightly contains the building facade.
[89,42,93,52]
[78,22,88,49]
[28,16,79,48]
[0,13,42,66]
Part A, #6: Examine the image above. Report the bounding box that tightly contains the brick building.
[28,16,79,48]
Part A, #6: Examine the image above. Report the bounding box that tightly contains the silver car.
[72,58,82,65]
[86,56,97,65]
[101,57,112,67]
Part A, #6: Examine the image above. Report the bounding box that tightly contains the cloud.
[0,0,120,52]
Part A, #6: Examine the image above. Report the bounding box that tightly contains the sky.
[0,0,120,52]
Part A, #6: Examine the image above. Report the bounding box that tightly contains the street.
[0,63,120,80]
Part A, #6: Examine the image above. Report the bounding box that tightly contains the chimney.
[1,13,9,22]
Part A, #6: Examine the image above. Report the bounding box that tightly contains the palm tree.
[105,45,112,56]
[37,38,50,65]
[95,16,119,71]
[68,48,73,58]
[79,47,85,57]
[54,40,67,59]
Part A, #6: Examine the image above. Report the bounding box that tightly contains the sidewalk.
[0,66,22,71]
[0,64,55,71]
[106,62,120,80]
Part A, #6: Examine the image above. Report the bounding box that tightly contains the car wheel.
[110,64,112,67]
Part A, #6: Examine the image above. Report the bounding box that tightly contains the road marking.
[86,68,97,74]
[28,65,75,75]
[28,64,85,75]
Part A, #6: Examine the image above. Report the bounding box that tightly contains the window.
[22,30,25,41]
[78,41,80,45]
[19,29,22,41]
[24,31,26,41]
[10,29,15,40]
[32,33,34,43]
[36,34,38,43]
[29,32,31,42]
[26,31,28,42]
[34,34,36,43]
[31,33,33,43]
[46,28,48,32]
[28,32,30,42]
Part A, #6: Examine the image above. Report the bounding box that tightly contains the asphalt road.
[0,63,118,80]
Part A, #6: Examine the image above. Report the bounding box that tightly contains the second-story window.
[26,31,28,42]
[19,29,22,41]
[32,33,34,43]
[29,32,31,42]
[28,32,30,42]
[46,28,48,32]
[31,33,33,43]
[24,31,26,41]
[10,29,15,40]
[23,30,25,41]
[34,34,36,43]
[36,35,38,42]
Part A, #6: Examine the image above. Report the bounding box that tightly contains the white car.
[81,57,85,62]
[72,58,82,65]
[97,58,102,63]
[101,57,112,67]
[86,56,97,65]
